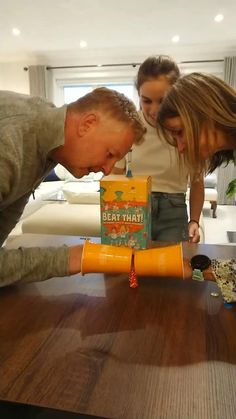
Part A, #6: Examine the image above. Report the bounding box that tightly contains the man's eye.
[107,152,114,158]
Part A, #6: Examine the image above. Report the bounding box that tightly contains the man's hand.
[69,245,83,275]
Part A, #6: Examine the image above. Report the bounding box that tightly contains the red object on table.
[129,267,138,288]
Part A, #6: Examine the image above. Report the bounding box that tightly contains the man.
[0,88,145,286]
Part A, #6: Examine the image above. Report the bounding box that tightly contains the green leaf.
[226,178,236,198]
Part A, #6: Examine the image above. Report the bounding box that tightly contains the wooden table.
[1,234,236,419]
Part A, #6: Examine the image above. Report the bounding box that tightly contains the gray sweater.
[0,91,70,286]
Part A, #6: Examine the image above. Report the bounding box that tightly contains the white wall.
[0,62,29,94]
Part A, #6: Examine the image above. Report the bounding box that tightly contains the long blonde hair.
[158,72,236,173]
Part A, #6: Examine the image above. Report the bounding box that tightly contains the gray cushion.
[204,173,217,188]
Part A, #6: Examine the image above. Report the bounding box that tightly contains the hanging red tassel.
[129,267,138,288]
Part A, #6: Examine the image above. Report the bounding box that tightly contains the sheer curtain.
[28,65,48,99]
[217,57,236,205]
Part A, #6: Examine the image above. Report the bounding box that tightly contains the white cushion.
[204,173,217,188]
[186,187,217,202]
[204,188,218,201]
[62,181,100,204]
[20,181,65,220]
[63,191,100,204]
[22,203,101,237]
[22,200,205,243]
[34,181,64,200]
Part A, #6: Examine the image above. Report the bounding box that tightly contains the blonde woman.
[157,72,236,173]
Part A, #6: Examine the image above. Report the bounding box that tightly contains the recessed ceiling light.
[79,40,87,48]
[12,27,21,36]
[172,35,180,43]
[214,14,224,22]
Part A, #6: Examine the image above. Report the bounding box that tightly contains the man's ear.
[78,113,98,136]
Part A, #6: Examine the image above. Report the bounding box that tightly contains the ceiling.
[1,0,236,65]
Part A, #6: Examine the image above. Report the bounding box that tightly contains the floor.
[203,202,236,245]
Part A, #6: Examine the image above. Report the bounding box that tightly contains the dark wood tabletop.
[1,234,236,419]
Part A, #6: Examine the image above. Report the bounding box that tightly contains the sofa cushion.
[204,173,217,188]
[21,200,205,243]
[20,181,65,220]
[22,203,101,237]
[204,188,218,201]
[63,191,100,204]
[62,181,100,204]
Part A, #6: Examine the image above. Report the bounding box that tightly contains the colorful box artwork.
[100,175,152,249]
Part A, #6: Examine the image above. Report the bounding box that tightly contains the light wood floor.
[203,203,236,245]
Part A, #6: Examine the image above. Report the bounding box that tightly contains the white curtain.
[28,65,48,99]
[224,56,236,88]
[217,57,236,205]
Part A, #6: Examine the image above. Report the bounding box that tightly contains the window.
[64,82,135,104]
[64,85,92,103]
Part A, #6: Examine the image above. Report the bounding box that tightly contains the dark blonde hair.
[158,72,236,173]
[67,87,145,144]
[135,55,180,92]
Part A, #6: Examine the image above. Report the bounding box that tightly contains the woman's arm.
[188,176,205,243]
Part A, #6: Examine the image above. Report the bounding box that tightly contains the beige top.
[115,111,189,193]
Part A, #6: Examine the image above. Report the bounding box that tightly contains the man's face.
[66,114,135,178]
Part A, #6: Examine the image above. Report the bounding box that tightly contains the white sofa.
[18,179,204,243]
[8,165,208,243]
[7,180,65,240]
[20,181,64,220]
[204,172,218,218]
[6,167,102,241]
[20,179,101,237]
[22,202,101,237]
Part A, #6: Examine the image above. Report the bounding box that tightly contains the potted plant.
[226,178,236,203]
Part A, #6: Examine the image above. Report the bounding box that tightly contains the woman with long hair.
[114,56,204,243]
[157,72,236,174]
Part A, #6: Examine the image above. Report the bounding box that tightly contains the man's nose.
[102,160,116,176]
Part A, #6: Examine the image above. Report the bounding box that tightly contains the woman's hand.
[188,221,200,243]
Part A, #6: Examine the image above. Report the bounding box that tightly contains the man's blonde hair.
[68,87,146,144]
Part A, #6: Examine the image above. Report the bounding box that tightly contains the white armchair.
[204,172,218,218]
[186,172,218,219]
